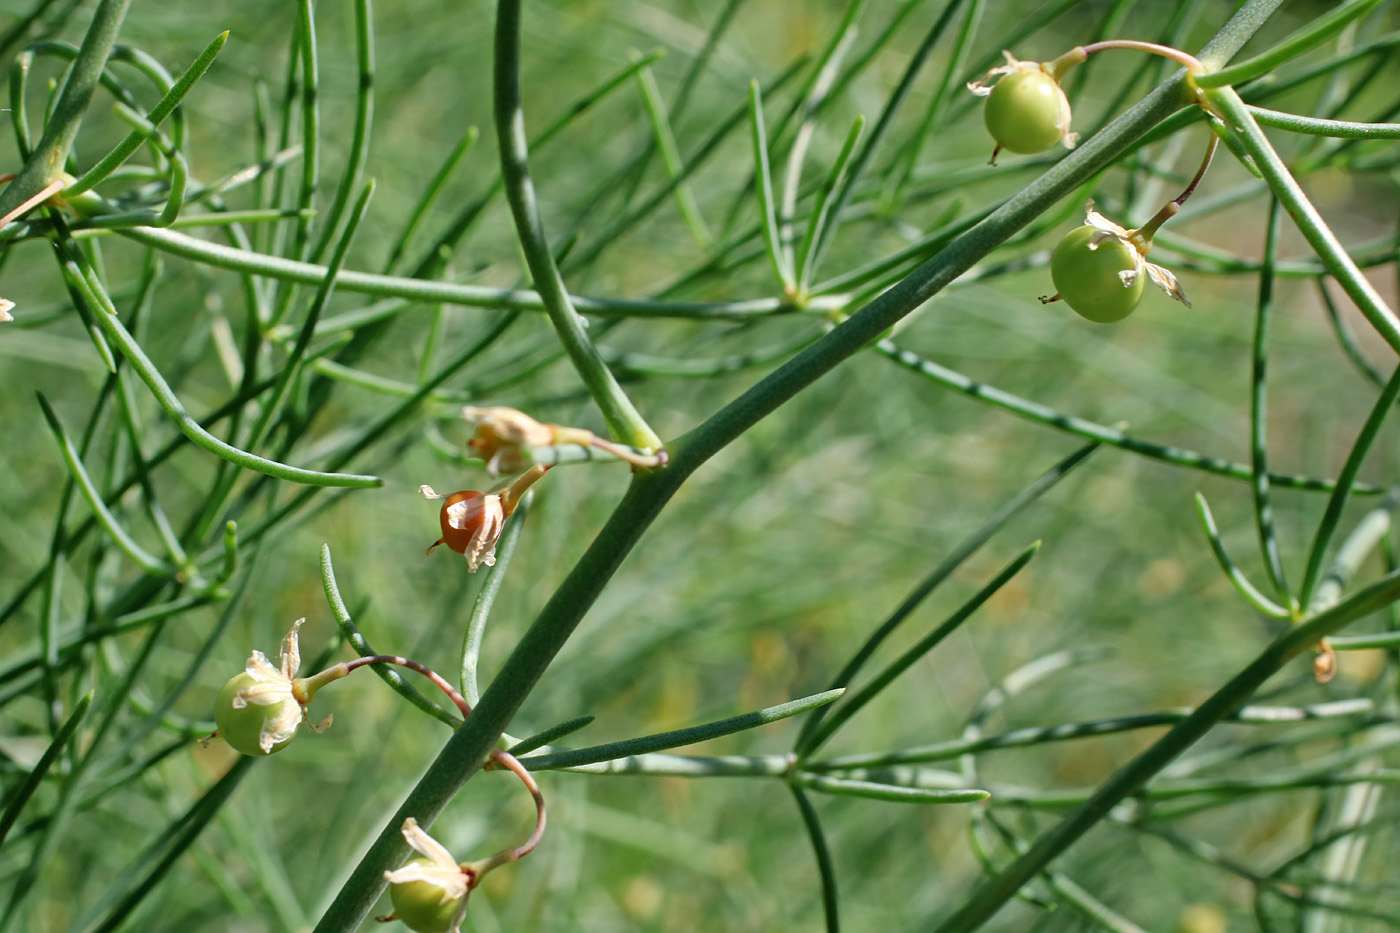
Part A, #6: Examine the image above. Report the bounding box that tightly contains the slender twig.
[492,0,659,448]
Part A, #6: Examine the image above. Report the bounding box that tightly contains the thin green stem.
[790,784,840,933]
[111,225,826,320]
[1309,497,1398,618]
[1300,370,1400,609]
[1203,85,1400,356]
[492,0,659,449]
[382,126,476,274]
[251,181,374,453]
[1318,278,1386,388]
[1194,492,1291,618]
[37,394,173,576]
[308,0,372,266]
[66,30,226,195]
[461,492,530,707]
[0,691,90,845]
[813,699,1375,771]
[522,689,841,771]
[801,543,1039,757]
[1248,106,1400,139]
[85,759,255,933]
[51,231,380,488]
[1250,197,1294,608]
[877,338,1369,494]
[635,60,710,249]
[506,715,594,757]
[748,80,795,294]
[96,102,187,227]
[320,546,458,729]
[795,773,988,804]
[292,0,317,257]
[1194,0,1383,88]
[796,115,863,296]
[795,442,1096,755]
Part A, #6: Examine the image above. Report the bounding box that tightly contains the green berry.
[984,70,1065,155]
[214,672,295,757]
[1050,225,1146,323]
[388,859,466,933]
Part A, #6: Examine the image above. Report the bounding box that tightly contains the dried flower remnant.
[462,405,667,475]
[967,50,1083,164]
[462,406,555,475]
[379,819,474,933]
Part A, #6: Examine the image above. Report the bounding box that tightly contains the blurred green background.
[3,0,1399,930]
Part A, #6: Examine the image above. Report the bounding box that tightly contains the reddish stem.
[488,749,547,861]
[344,655,474,717]
[1077,39,1204,74]
[342,656,546,867]
[1135,133,1220,241]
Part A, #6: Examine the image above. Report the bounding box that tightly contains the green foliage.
[2,0,1400,931]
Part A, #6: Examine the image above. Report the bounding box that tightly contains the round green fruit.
[984,70,1065,154]
[214,672,295,757]
[1050,225,1145,323]
[388,860,466,933]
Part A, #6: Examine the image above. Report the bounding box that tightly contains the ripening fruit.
[388,860,467,933]
[214,672,296,756]
[1050,225,1146,323]
[433,491,489,555]
[984,70,1066,155]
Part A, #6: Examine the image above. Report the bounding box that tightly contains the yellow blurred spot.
[1337,647,1386,684]
[621,875,663,921]
[1139,558,1187,600]
[1178,902,1228,933]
